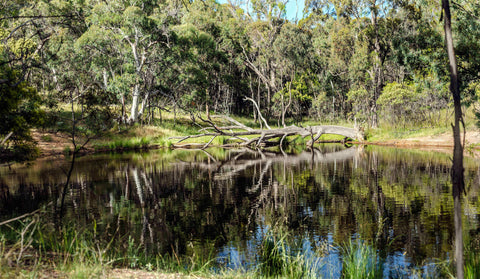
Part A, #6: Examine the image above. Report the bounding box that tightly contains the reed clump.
[258,226,324,278]
[340,239,383,279]
[0,208,217,278]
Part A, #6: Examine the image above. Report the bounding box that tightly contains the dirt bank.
[31,130,73,157]
[372,131,480,148]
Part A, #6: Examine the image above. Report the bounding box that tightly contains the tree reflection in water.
[1,145,480,276]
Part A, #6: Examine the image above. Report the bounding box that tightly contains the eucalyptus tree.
[306,0,449,126]
[271,22,314,125]
[451,0,480,104]
[347,0,401,127]
[77,0,172,124]
[0,0,56,156]
[307,3,364,121]
[240,0,289,118]
[174,0,234,116]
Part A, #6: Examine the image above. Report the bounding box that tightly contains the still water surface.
[1,145,479,276]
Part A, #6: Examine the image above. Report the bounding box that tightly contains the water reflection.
[1,145,479,276]
[454,188,464,278]
[452,122,465,278]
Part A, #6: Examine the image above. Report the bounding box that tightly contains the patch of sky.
[216,0,305,22]
[217,243,258,270]
[382,250,444,278]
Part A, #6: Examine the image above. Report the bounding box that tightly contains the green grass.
[40,135,53,142]
[367,106,479,142]
[341,240,382,279]
[1,213,325,278]
[465,248,480,279]
[302,118,354,128]
[0,205,220,278]
[366,126,450,142]
[34,104,480,158]
[258,226,324,278]
[2,209,477,279]
[93,137,151,152]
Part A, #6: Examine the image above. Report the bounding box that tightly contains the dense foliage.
[1,0,479,150]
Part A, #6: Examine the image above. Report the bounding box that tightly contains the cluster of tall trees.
[1,0,480,147]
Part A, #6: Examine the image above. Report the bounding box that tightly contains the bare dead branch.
[203,136,217,149]
[0,202,52,226]
[244,97,271,130]
[0,131,13,147]
[210,115,254,131]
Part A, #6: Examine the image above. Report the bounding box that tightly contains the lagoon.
[1,145,479,277]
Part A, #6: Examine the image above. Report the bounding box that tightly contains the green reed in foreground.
[465,248,480,279]
[0,211,216,278]
[1,210,479,278]
[340,239,382,279]
[259,227,324,278]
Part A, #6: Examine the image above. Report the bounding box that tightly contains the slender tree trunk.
[370,1,382,128]
[129,83,140,123]
[59,91,78,217]
[206,89,210,119]
[102,70,108,89]
[138,90,150,122]
[281,82,292,128]
[443,0,464,278]
[121,95,126,123]
[174,101,177,125]
[281,94,285,127]
[330,80,336,119]
[257,80,262,128]
[269,68,275,105]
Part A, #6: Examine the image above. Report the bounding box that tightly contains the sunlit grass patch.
[317,134,347,141]
[302,119,354,128]
[366,126,451,142]
[368,106,479,142]
[60,263,106,279]
[93,137,151,151]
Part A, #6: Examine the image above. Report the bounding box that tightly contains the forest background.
[1,0,480,158]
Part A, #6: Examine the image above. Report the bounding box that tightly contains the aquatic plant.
[258,226,324,278]
[340,239,383,279]
[465,248,480,279]
[260,233,285,277]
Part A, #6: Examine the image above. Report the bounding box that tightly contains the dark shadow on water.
[452,124,465,278]
[1,144,480,276]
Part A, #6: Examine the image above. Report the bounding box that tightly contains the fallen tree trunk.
[169,114,364,149]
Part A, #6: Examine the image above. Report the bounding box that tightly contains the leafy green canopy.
[0,21,43,157]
